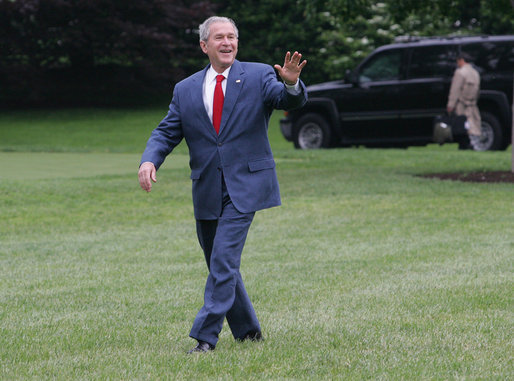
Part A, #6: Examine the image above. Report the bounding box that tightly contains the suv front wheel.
[294,113,332,149]
[469,111,503,151]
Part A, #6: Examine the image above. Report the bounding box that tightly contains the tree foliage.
[0,0,216,106]
[1,0,512,106]
[216,0,513,85]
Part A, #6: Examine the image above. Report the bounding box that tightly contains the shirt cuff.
[284,80,301,95]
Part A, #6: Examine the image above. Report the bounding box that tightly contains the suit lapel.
[219,60,244,136]
[191,66,217,137]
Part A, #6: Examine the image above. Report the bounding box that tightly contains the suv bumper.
[280,118,293,141]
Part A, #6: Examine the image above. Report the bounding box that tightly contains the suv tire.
[294,113,332,149]
[469,111,503,151]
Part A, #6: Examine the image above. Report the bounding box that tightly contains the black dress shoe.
[239,330,263,342]
[187,340,214,354]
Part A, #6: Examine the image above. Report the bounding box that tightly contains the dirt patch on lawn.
[420,171,514,183]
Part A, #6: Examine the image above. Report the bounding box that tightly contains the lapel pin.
[236,79,241,83]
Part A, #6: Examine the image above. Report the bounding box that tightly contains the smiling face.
[200,21,238,73]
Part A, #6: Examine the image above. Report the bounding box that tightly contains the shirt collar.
[206,65,231,83]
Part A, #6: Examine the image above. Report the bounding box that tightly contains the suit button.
[218,142,223,147]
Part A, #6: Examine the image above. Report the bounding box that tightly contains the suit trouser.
[189,179,261,347]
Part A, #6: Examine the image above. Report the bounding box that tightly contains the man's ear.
[200,41,208,54]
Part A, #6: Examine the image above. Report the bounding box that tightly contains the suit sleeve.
[140,88,184,170]
[261,66,307,111]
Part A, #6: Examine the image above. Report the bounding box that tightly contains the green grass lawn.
[0,109,512,379]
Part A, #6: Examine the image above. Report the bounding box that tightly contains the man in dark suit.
[138,16,307,353]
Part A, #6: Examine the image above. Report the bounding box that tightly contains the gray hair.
[199,16,238,42]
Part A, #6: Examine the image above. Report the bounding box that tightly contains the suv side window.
[407,45,456,79]
[461,41,514,72]
[359,50,402,83]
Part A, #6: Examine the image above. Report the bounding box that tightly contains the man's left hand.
[274,51,307,86]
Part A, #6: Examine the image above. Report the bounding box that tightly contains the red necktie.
[212,74,225,134]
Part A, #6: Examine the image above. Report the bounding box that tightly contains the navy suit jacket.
[141,60,307,219]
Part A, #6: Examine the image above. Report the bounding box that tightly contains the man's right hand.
[138,162,157,192]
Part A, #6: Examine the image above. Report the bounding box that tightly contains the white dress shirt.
[202,65,301,124]
[203,66,231,124]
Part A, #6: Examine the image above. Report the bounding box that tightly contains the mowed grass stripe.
[0,152,190,180]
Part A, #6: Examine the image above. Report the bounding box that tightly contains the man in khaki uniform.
[447,53,481,144]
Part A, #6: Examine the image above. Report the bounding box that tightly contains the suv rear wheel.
[294,113,332,149]
[470,112,503,151]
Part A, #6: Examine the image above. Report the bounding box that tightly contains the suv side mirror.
[344,69,358,85]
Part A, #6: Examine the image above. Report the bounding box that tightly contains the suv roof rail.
[393,35,490,43]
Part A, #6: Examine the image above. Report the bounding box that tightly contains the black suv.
[281,35,513,150]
